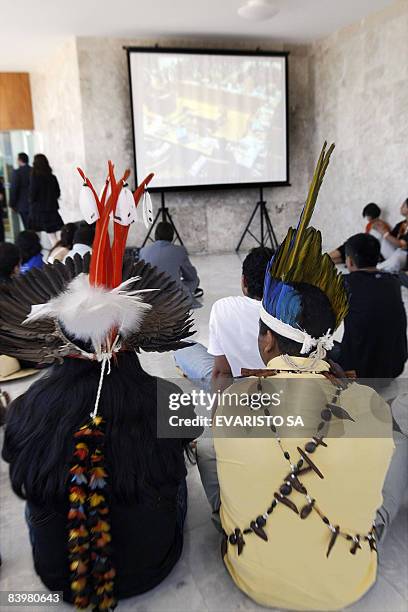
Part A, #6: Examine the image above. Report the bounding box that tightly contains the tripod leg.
[260,202,266,248]
[264,208,279,250]
[236,202,260,252]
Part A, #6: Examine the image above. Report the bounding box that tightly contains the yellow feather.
[269,142,348,328]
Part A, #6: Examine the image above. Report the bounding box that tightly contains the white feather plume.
[142,190,154,228]
[25,274,154,347]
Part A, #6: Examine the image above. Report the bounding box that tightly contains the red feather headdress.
[26,163,155,357]
[21,163,159,611]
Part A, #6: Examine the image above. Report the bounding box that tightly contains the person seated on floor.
[375,197,408,273]
[48,222,77,263]
[15,230,44,274]
[63,222,95,262]
[174,247,272,391]
[329,202,390,264]
[1,161,201,609]
[139,221,202,300]
[0,242,20,286]
[199,149,396,611]
[334,233,407,379]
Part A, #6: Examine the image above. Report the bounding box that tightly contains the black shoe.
[194,287,204,298]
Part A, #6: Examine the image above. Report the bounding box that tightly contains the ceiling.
[0,0,395,71]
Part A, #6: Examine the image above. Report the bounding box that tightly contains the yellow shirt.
[214,356,394,611]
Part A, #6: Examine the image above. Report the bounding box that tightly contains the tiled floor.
[1,253,407,611]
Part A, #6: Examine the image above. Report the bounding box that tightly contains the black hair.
[345,233,380,268]
[32,153,52,176]
[0,242,20,278]
[259,282,336,356]
[242,247,274,300]
[2,352,190,505]
[155,221,174,242]
[18,152,29,165]
[15,230,42,264]
[73,223,95,247]
[362,202,381,220]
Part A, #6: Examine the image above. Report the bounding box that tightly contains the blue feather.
[262,270,302,328]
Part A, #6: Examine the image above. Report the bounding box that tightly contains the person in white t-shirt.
[174,247,272,391]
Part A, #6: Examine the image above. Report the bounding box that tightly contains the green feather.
[269,142,348,328]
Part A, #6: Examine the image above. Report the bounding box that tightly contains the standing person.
[0,176,6,242]
[9,153,32,229]
[139,222,202,300]
[15,230,44,274]
[29,154,63,246]
[1,161,200,609]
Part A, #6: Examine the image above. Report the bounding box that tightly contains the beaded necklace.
[224,373,377,559]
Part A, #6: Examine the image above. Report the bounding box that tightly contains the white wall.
[30,38,86,222]
[29,0,408,251]
[311,0,408,250]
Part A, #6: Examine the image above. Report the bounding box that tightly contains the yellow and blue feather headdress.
[260,142,348,354]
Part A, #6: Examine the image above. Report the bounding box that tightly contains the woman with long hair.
[1,163,197,610]
[29,154,63,246]
[47,222,77,263]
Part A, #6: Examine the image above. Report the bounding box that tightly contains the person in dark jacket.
[29,154,63,244]
[15,230,44,274]
[0,176,6,242]
[9,153,32,229]
[139,222,202,300]
[336,233,407,379]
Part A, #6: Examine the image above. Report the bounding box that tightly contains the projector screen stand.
[141,192,184,247]
[236,187,279,252]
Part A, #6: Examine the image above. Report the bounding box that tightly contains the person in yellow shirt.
[209,144,396,610]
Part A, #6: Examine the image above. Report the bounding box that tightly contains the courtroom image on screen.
[129,51,288,189]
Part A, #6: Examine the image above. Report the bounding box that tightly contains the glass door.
[0,130,36,241]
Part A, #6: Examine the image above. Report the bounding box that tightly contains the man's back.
[214,357,394,610]
[208,295,264,376]
[339,271,407,378]
[139,241,198,288]
[10,165,31,213]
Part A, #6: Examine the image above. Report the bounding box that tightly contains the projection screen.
[127,48,289,190]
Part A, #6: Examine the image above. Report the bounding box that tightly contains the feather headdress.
[0,163,194,363]
[261,142,348,358]
[0,162,195,612]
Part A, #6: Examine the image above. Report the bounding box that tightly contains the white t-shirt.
[207,296,264,377]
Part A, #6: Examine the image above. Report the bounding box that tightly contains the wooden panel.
[0,73,34,131]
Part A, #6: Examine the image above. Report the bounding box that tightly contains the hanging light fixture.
[238,0,279,21]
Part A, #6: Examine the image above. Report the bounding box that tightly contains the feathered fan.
[0,254,194,365]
